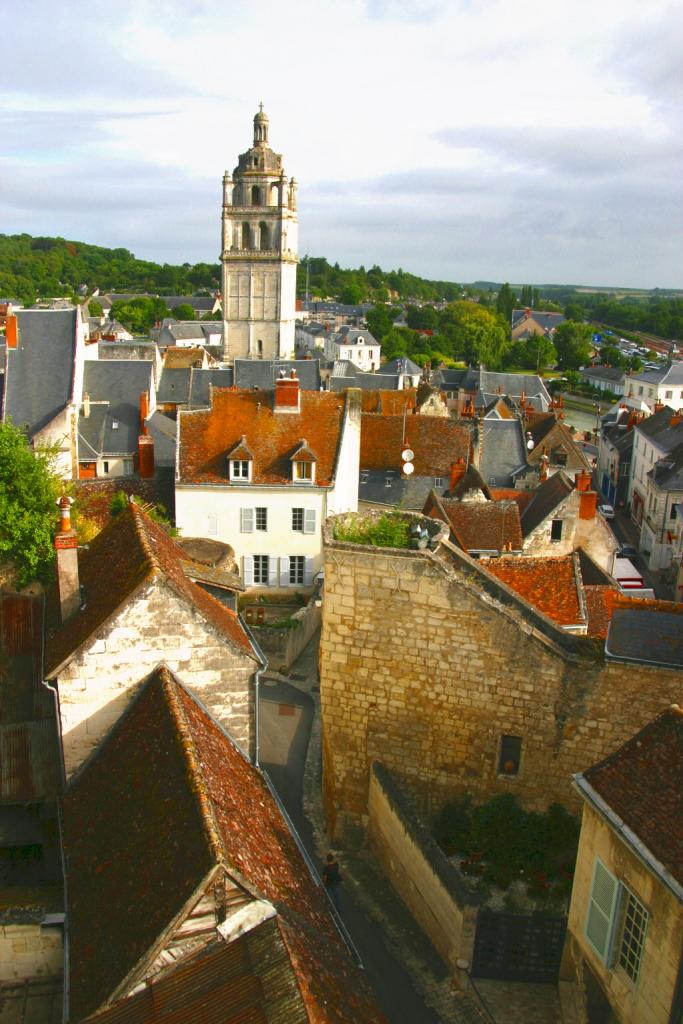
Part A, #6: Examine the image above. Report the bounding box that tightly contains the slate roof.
[579,705,683,888]
[360,413,471,475]
[188,368,233,408]
[580,365,626,384]
[635,405,683,453]
[79,361,154,458]
[359,470,444,510]
[330,371,400,392]
[2,309,77,437]
[234,358,322,392]
[45,503,256,677]
[428,497,523,552]
[145,411,177,468]
[160,295,218,312]
[376,356,422,376]
[480,554,584,627]
[65,666,383,1023]
[605,607,683,668]
[626,361,683,388]
[479,419,528,486]
[156,367,191,405]
[648,441,683,492]
[519,471,574,536]
[331,326,379,347]
[178,389,348,486]
[511,310,565,331]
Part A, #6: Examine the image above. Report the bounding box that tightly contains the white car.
[598,504,615,519]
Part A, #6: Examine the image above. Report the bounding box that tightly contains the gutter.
[573,773,683,904]
[238,615,268,768]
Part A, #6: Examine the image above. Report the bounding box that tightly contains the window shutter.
[304,557,313,586]
[207,514,217,537]
[279,556,290,586]
[585,859,620,963]
[304,509,317,534]
[240,507,254,533]
[243,555,254,586]
[268,558,278,587]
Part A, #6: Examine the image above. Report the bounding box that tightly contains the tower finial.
[253,103,269,145]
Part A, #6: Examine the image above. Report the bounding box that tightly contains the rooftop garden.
[333,512,436,550]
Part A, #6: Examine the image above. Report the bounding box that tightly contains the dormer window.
[290,438,316,483]
[227,435,254,482]
[231,460,251,481]
[293,460,313,482]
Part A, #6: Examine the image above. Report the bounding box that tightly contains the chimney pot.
[274,372,301,413]
[5,315,18,349]
[54,496,80,621]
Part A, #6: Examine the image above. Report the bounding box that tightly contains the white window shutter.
[243,555,254,586]
[304,557,313,586]
[585,859,620,963]
[207,514,217,536]
[304,509,316,534]
[279,556,290,586]
[268,558,278,587]
[240,507,254,533]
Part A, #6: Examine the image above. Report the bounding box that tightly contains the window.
[253,555,269,585]
[292,508,304,531]
[585,859,649,984]
[385,476,392,488]
[231,460,251,481]
[293,461,313,482]
[638,386,643,396]
[255,507,267,531]
[289,555,305,585]
[551,519,563,541]
[553,450,568,466]
[360,471,369,484]
[102,461,109,474]
[671,505,677,520]
[498,735,522,776]
[434,477,443,487]
[665,390,673,399]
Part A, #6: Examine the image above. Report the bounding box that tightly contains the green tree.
[553,321,594,370]
[600,345,628,368]
[171,303,196,321]
[496,283,516,324]
[380,327,409,361]
[564,302,584,322]
[0,421,60,586]
[406,305,439,330]
[440,301,510,368]
[339,282,364,305]
[366,305,395,340]
[525,334,557,372]
[88,299,104,317]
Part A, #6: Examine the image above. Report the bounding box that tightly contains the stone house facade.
[319,513,683,843]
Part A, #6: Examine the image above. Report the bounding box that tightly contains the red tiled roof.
[489,488,535,513]
[178,389,347,485]
[428,498,523,552]
[480,554,584,626]
[584,585,621,638]
[45,503,255,676]
[361,390,415,414]
[360,414,471,475]
[582,705,683,886]
[65,666,383,1023]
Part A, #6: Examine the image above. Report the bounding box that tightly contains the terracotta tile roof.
[584,585,620,638]
[361,390,416,414]
[163,346,206,369]
[65,667,382,1023]
[581,705,683,887]
[489,488,535,514]
[45,503,255,676]
[360,414,471,475]
[480,554,584,627]
[428,497,523,552]
[178,389,347,486]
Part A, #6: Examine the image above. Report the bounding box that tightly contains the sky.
[2,0,682,289]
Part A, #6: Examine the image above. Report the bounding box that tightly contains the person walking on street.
[323,851,342,912]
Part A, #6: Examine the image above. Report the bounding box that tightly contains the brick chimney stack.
[670,410,682,428]
[137,391,155,479]
[575,469,592,492]
[274,369,300,413]
[579,490,598,519]
[449,457,467,492]
[5,315,18,349]
[55,496,80,622]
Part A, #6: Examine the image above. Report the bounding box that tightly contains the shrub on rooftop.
[333,513,412,549]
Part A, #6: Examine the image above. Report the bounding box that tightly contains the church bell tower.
[220,105,298,361]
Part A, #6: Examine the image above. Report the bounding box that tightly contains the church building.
[220,106,298,361]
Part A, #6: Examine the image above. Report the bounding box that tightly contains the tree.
[440,301,510,368]
[600,345,628,368]
[525,334,557,372]
[553,321,594,370]
[496,283,516,324]
[405,305,439,330]
[339,282,364,305]
[365,305,395,340]
[171,303,196,321]
[564,302,584,322]
[0,421,60,586]
[379,328,409,361]
[88,299,104,317]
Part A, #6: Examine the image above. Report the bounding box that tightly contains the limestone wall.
[55,580,255,777]
[368,763,478,972]
[0,924,62,982]
[320,526,683,840]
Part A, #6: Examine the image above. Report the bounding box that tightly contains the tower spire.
[253,103,269,146]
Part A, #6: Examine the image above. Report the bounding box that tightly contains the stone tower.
[220,105,298,361]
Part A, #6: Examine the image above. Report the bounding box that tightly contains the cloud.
[365,0,445,22]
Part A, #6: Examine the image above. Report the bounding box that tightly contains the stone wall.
[320,518,683,841]
[248,600,321,671]
[54,580,255,777]
[0,924,62,982]
[368,763,478,973]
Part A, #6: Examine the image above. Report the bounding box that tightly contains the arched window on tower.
[259,222,270,250]
[251,185,261,206]
[257,339,263,357]
[270,182,279,207]
[242,222,252,250]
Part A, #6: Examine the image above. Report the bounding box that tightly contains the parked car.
[598,504,615,519]
[618,544,638,559]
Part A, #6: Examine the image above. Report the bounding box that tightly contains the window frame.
[293,460,314,483]
[289,555,305,586]
[497,734,522,777]
[253,554,269,586]
[585,858,649,985]
[255,506,268,532]
[230,459,252,482]
[550,518,563,542]
[292,507,304,532]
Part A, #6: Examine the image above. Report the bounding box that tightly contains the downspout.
[239,614,268,768]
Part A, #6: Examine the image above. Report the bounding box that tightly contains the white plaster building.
[627,406,683,531]
[176,373,361,586]
[324,326,381,371]
[623,362,683,414]
[221,106,298,362]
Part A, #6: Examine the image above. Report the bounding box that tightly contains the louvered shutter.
[207,514,217,537]
[267,557,278,587]
[304,508,317,534]
[243,555,254,586]
[240,507,254,533]
[304,557,313,586]
[279,556,290,586]
[585,858,620,963]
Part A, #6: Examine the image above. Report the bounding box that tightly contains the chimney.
[449,457,467,491]
[82,392,90,418]
[654,401,665,413]
[575,469,592,492]
[139,391,150,432]
[137,434,155,478]
[671,411,682,428]
[55,496,80,622]
[5,315,18,349]
[274,369,300,413]
[539,454,549,482]
[579,490,598,520]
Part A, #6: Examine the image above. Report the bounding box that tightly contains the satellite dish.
[401,448,415,462]
[527,438,534,450]
[402,462,415,476]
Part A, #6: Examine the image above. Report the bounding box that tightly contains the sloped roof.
[156,367,191,404]
[480,554,584,627]
[606,606,683,668]
[3,309,77,437]
[635,405,683,451]
[79,360,154,458]
[178,389,348,486]
[489,487,535,514]
[163,346,207,368]
[65,667,382,1023]
[188,367,234,408]
[45,503,255,677]
[431,498,523,552]
[648,441,683,492]
[583,585,620,638]
[330,371,400,392]
[376,356,422,376]
[361,390,415,414]
[360,413,470,475]
[520,471,574,536]
[579,705,683,888]
[480,419,528,486]
[580,365,626,383]
[234,359,321,392]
